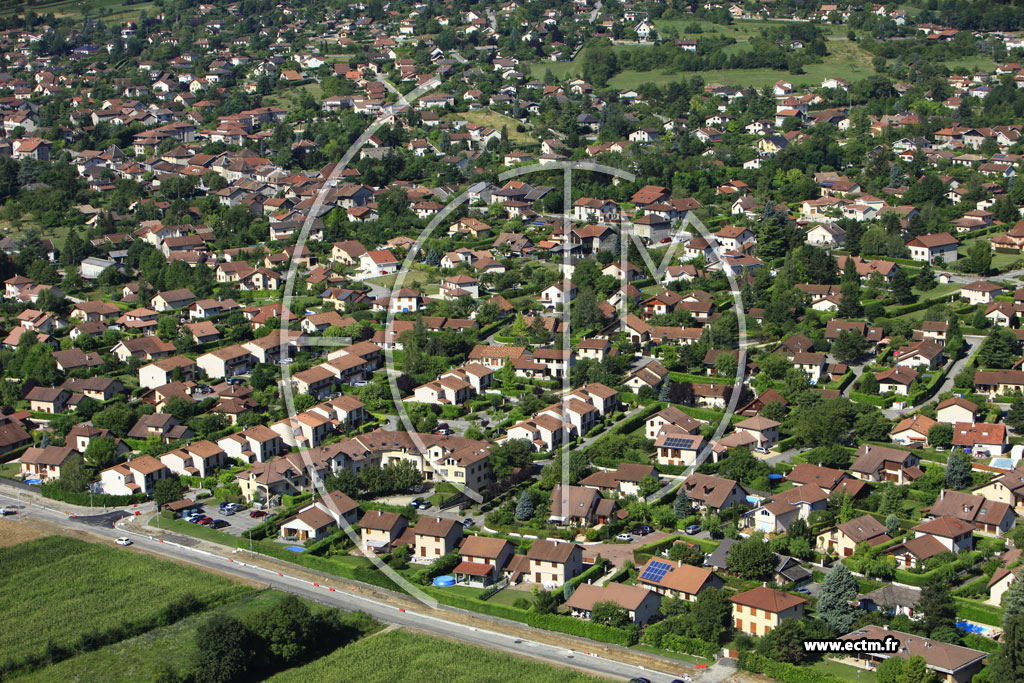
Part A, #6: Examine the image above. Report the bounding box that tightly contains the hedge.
[739,652,846,683]
[885,294,955,318]
[659,633,719,659]
[954,597,1003,627]
[40,483,146,507]
[893,551,983,587]
[909,364,950,406]
[609,402,664,436]
[420,586,634,645]
[569,556,610,589]
[849,391,892,407]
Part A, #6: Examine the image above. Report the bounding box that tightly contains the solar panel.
[664,437,695,449]
[640,560,672,583]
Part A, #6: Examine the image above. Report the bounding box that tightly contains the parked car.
[796,587,811,595]
[616,533,633,541]
[685,524,701,535]
[410,498,423,508]
[631,525,653,536]
[462,518,475,527]
[115,537,132,546]
[754,446,769,454]
[211,520,230,529]
[220,509,234,516]
[249,510,266,518]
[418,501,432,510]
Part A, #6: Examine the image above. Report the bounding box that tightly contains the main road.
[0,489,711,683]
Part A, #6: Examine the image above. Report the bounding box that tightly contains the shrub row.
[738,652,847,683]
[420,587,633,645]
[39,483,146,508]
[954,597,1003,627]
[659,633,719,659]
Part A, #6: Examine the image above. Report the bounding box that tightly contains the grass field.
[0,535,249,675]
[265,82,324,110]
[267,628,605,683]
[12,591,286,683]
[0,0,156,21]
[448,110,534,146]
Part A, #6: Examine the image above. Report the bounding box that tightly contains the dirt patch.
[0,518,50,547]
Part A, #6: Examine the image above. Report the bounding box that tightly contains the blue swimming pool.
[957,620,995,635]
[990,458,1017,470]
[284,546,305,553]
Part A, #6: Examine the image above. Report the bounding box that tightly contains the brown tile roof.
[729,586,807,613]
[565,583,656,612]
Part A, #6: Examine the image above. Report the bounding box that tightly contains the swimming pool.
[957,620,996,636]
[989,458,1018,470]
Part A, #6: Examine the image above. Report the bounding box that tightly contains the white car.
[616,533,633,541]
[115,537,132,546]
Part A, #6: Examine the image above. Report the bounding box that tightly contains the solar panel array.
[664,437,695,449]
[640,560,672,583]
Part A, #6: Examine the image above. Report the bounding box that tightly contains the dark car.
[629,678,652,683]
[249,510,266,518]
[211,519,230,529]
[631,525,653,536]
[410,498,423,507]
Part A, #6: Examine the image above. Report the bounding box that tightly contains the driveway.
[881,335,982,419]
[587,530,670,568]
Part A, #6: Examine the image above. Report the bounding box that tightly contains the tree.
[817,563,859,634]
[515,491,535,520]
[945,450,972,489]
[1003,576,1024,627]
[638,475,659,498]
[965,239,992,274]
[725,533,775,580]
[1007,397,1024,432]
[832,330,868,363]
[876,655,936,683]
[977,327,1020,369]
[245,595,317,665]
[891,269,914,305]
[668,542,705,566]
[757,619,806,663]
[914,262,936,291]
[153,477,184,508]
[591,601,631,628]
[191,615,257,683]
[533,589,558,615]
[859,372,880,395]
[691,587,731,642]
[885,513,900,537]
[991,613,1024,681]
[673,489,693,518]
[928,423,953,449]
[839,493,855,523]
[82,436,118,470]
[916,580,957,637]
[489,439,534,480]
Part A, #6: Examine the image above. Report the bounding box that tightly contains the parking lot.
[184,501,272,538]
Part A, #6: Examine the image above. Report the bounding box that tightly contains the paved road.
[0,490,709,683]
[881,335,982,420]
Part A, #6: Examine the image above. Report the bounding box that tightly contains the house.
[235,454,319,504]
[454,535,514,586]
[894,340,944,370]
[26,387,71,414]
[635,558,725,601]
[279,505,337,543]
[836,626,986,683]
[974,464,1024,512]
[99,455,171,495]
[974,370,1024,396]
[646,406,701,440]
[730,586,807,636]
[906,233,959,263]
[127,413,194,443]
[751,485,829,533]
[928,489,1016,536]
[987,566,1021,606]
[960,280,1002,306]
[875,366,918,396]
[790,352,827,384]
[816,514,891,558]
[653,432,706,468]
[579,463,659,498]
[936,397,978,425]
[359,249,400,277]
[566,583,662,625]
[19,445,76,482]
[786,463,852,494]
[952,422,1007,456]
[805,222,845,247]
[218,425,283,463]
[679,473,749,512]
[856,584,921,620]
[139,356,197,390]
[548,485,601,526]
[160,440,226,478]
[360,510,409,553]
[150,288,196,312]
[891,414,938,446]
[524,539,583,586]
[537,280,577,308]
[196,345,254,379]
[412,516,464,561]
[850,444,922,484]
[910,516,975,554]
[735,416,780,450]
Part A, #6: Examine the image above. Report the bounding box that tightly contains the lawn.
[448,111,534,146]
[0,462,19,480]
[809,659,876,682]
[265,82,324,110]
[0,536,249,676]
[266,628,606,683]
[365,267,436,290]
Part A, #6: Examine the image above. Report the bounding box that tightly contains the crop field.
[0,535,249,676]
[267,628,605,683]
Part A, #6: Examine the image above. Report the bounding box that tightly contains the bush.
[659,633,719,659]
[39,483,146,507]
[739,652,846,683]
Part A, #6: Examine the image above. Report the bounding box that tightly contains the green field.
[0,535,249,676]
[447,110,534,145]
[267,628,605,683]
[12,591,287,683]
[0,0,157,21]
